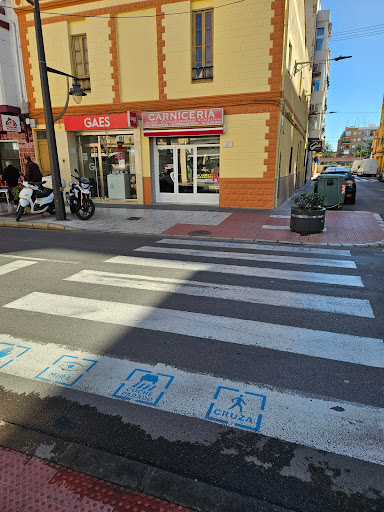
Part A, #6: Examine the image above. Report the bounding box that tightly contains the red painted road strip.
[0,446,194,512]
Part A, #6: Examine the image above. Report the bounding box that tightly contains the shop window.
[192,9,213,81]
[0,141,21,173]
[71,34,91,90]
[36,130,47,140]
[156,136,220,146]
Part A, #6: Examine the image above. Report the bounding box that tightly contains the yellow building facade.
[16,0,313,208]
[372,94,384,175]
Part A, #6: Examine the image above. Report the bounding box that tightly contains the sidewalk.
[0,446,193,512]
[1,181,384,246]
[0,422,287,512]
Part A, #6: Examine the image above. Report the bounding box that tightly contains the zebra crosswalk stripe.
[4,292,382,367]
[104,255,363,287]
[156,240,352,257]
[65,270,372,317]
[133,246,357,269]
[1,335,383,465]
[0,260,37,276]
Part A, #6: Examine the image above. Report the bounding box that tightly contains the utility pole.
[26,0,66,220]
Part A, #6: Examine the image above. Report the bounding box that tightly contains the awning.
[143,127,224,137]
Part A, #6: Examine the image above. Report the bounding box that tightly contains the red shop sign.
[142,108,223,129]
[64,112,137,131]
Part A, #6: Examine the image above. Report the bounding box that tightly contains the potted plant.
[12,188,20,205]
[290,192,326,234]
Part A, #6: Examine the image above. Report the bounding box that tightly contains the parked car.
[314,167,357,204]
[357,159,378,177]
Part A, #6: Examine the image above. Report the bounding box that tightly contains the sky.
[320,0,384,150]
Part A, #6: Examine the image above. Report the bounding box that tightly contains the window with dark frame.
[192,9,213,81]
[288,146,293,174]
[71,34,91,90]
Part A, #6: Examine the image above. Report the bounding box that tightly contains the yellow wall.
[163,0,274,99]
[282,0,311,137]
[28,16,114,109]
[220,114,269,179]
[140,127,151,178]
[117,9,159,102]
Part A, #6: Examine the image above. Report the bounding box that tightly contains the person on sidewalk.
[24,156,42,184]
[1,161,20,203]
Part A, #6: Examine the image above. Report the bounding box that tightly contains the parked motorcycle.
[16,176,61,221]
[66,169,95,220]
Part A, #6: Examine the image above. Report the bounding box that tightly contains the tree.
[322,142,336,157]
[354,140,373,158]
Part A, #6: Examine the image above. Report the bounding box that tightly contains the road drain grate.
[126,216,143,221]
[188,230,212,236]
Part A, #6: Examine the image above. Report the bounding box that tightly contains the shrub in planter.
[12,188,20,204]
[290,193,326,234]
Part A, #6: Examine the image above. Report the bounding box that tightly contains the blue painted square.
[113,369,174,406]
[0,342,30,369]
[206,386,267,432]
[35,355,98,387]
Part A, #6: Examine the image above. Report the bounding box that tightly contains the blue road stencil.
[0,342,30,369]
[35,355,98,387]
[113,369,174,406]
[206,386,267,432]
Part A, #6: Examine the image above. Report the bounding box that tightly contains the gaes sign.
[64,112,137,131]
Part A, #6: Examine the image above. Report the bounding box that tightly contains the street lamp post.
[26,0,70,220]
[293,55,352,76]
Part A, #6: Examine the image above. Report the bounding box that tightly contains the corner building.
[17,0,315,208]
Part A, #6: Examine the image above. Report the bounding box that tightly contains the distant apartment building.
[372,94,384,174]
[0,0,35,175]
[306,6,331,177]
[337,125,378,156]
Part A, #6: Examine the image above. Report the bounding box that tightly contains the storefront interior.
[77,134,136,200]
[155,136,220,204]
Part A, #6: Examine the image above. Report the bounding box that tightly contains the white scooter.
[16,176,65,222]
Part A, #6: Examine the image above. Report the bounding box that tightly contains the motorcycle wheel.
[75,199,95,220]
[70,200,78,213]
[16,206,25,222]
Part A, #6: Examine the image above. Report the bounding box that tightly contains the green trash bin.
[316,173,347,209]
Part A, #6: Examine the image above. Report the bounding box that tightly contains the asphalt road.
[333,175,384,215]
[0,227,383,512]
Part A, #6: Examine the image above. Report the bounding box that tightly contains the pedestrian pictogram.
[113,369,174,406]
[206,386,267,432]
[228,394,246,413]
[0,342,30,369]
[35,355,98,387]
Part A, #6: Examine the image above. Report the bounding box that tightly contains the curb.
[1,218,384,248]
[0,420,290,512]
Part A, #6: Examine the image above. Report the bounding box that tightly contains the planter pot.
[290,207,326,234]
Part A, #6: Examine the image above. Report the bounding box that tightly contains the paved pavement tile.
[0,447,194,512]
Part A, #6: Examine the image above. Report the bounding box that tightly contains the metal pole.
[32,0,66,220]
